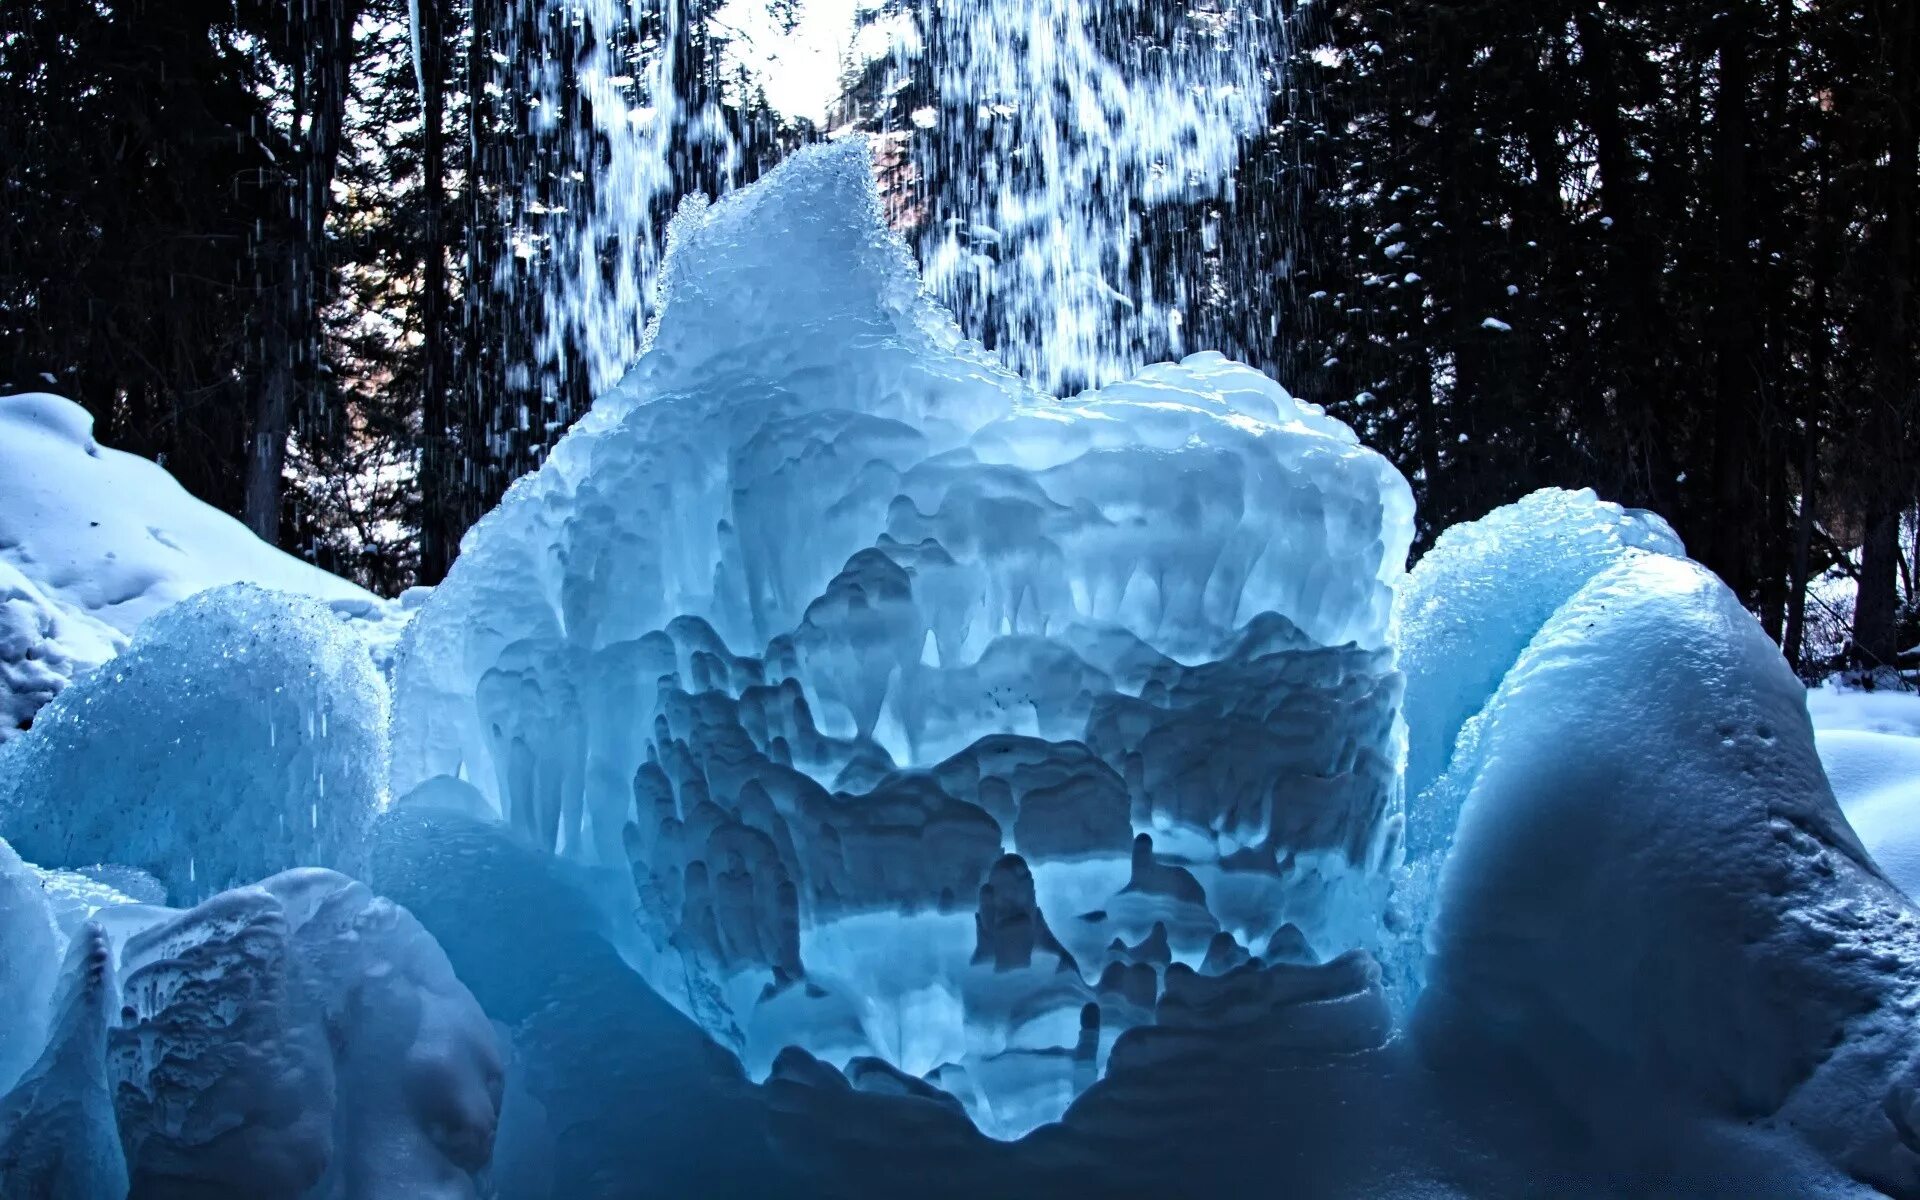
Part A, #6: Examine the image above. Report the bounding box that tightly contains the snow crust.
[393,142,1415,1139]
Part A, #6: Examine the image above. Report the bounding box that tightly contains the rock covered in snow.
[392,142,1415,1139]
[0,585,388,902]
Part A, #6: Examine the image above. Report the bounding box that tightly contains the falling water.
[911,0,1281,392]
[490,0,1279,403]
[491,0,743,404]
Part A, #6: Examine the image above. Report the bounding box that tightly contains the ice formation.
[0,585,388,902]
[0,864,501,1199]
[394,141,1414,1139]
[8,131,1920,1196]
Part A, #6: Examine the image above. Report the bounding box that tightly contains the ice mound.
[0,864,501,1199]
[1417,552,1920,1190]
[1396,487,1683,811]
[0,838,62,1095]
[1388,488,1684,987]
[0,585,388,902]
[392,142,1414,1139]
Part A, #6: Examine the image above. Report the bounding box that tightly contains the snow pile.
[0,391,401,741]
[0,864,501,1199]
[0,585,388,902]
[0,557,121,744]
[393,142,1415,1140]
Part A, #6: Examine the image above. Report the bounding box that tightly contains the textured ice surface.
[0,585,388,902]
[1395,487,1683,815]
[393,142,1414,1139]
[0,923,128,1199]
[0,838,62,1095]
[0,866,500,1200]
[1418,552,1920,1191]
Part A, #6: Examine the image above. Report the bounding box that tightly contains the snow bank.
[0,392,373,632]
[0,558,124,745]
[0,391,399,741]
[1810,684,1920,897]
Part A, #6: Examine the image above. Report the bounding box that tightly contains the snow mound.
[0,585,388,902]
[392,142,1415,1139]
[1418,552,1920,1191]
[0,865,501,1200]
[0,392,374,633]
[0,391,404,740]
[0,558,123,745]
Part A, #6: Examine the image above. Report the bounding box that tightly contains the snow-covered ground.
[0,392,407,741]
[1810,683,1920,897]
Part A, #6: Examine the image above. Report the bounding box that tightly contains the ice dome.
[0,585,388,903]
[392,142,1415,1139]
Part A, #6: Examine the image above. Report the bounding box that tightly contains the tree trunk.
[1853,0,1916,670]
[1705,4,1758,603]
[241,0,360,546]
[244,306,295,540]
[419,0,455,583]
[1856,509,1902,669]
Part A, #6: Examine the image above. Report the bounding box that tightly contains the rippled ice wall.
[393,143,1411,1139]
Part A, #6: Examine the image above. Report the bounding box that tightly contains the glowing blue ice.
[393,142,1414,1139]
